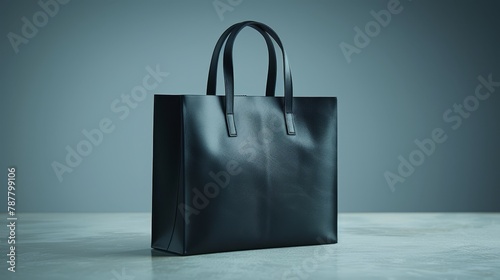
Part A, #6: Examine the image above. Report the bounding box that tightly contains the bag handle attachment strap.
[223,21,296,137]
[206,21,277,97]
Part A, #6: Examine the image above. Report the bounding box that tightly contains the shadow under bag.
[151,21,337,255]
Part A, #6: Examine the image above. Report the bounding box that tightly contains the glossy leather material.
[152,21,337,255]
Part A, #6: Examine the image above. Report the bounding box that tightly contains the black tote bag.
[152,21,337,255]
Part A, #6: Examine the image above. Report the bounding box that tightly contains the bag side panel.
[151,95,185,254]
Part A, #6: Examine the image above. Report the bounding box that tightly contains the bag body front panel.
[181,95,337,255]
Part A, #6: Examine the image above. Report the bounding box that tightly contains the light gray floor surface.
[0,213,499,280]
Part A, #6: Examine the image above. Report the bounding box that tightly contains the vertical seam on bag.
[334,98,338,242]
[181,97,186,254]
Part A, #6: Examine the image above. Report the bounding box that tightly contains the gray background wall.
[1,0,499,212]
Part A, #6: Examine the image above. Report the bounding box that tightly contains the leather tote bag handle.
[222,21,295,137]
[206,21,277,97]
